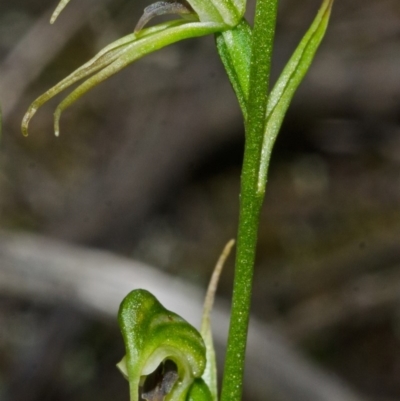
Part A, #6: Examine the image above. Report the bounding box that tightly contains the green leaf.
[118,289,207,401]
[257,0,334,190]
[215,19,251,119]
[216,0,333,154]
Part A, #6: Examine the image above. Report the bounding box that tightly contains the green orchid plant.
[21,0,334,400]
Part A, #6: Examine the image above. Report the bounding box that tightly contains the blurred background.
[1,0,400,400]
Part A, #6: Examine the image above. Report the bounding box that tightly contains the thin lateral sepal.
[50,0,72,23]
[52,21,223,136]
[200,239,235,401]
[257,0,334,191]
[22,20,224,137]
[21,28,146,137]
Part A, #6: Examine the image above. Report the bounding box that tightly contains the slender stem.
[220,1,278,401]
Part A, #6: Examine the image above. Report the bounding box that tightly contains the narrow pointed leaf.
[215,20,251,119]
[257,0,334,190]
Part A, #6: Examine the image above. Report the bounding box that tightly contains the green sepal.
[200,240,235,401]
[199,326,217,401]
[118,289,207,401]
[21,20,224,137]
[50,0,71,23]
[215,19,252,119]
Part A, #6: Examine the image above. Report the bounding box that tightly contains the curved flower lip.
[21,19,225,137]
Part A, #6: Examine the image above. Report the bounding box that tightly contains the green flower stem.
[220,1,277,400]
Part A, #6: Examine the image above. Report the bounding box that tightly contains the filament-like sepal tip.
[50,0,71,24]
[21,106,37,137]
[54,109,61,137]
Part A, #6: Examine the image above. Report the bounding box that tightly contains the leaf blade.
[215,20,252,119]
[257,0,334,190]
